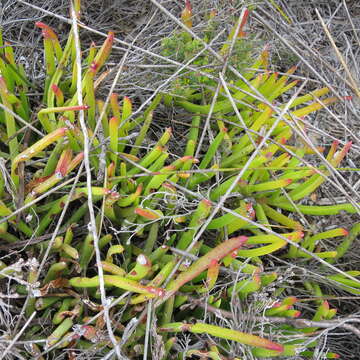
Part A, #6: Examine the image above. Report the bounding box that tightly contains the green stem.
[69,275,165,297]
[159,322,283,351]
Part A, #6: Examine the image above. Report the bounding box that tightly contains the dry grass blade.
[315,8,360,99]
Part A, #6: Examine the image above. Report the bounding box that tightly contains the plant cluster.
[0,1,359,359]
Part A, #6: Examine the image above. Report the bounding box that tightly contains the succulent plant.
[0,1,359,359]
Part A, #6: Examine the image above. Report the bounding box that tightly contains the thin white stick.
[70,5,120,358]
[2,311,36,359]
[0,175,78,225]
[143,299,153,360]
[0,103,44,137]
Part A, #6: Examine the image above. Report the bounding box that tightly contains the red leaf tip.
[35,21,47,29]
[344,141,352,152]
[267,343,284,352]
[90,61,99,72]
[236,235,248,245]
[342,229,349,236]
[286,296,298,305]
[210,259,218,267]
[202,199,213,207]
